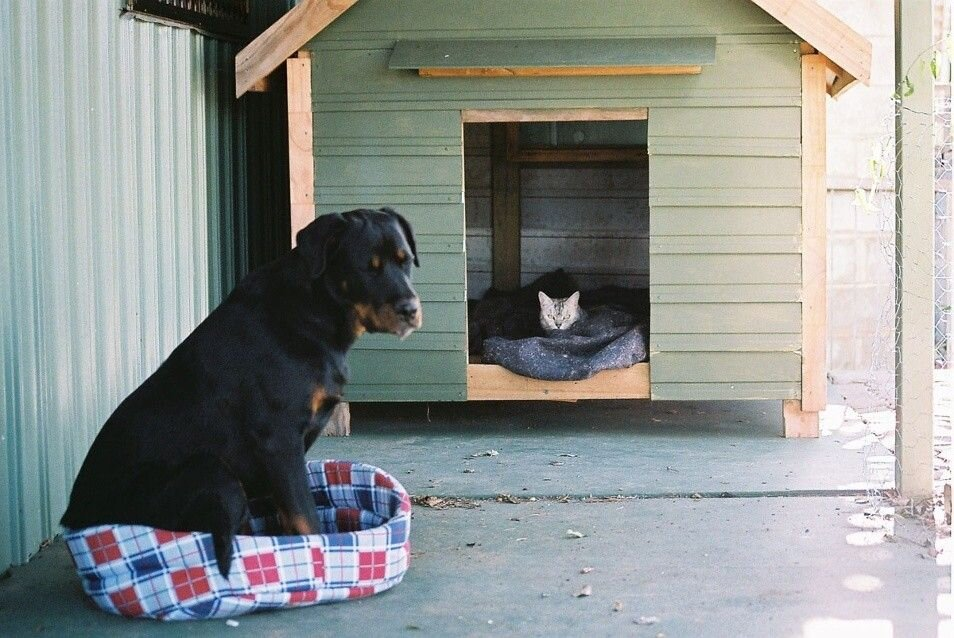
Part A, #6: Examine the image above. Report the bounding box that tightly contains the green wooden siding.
[307,0,803,401]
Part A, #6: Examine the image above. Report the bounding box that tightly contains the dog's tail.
[158,455,250,578]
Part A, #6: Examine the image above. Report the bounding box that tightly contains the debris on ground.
[566,529,586,539]
[575,585,592,598]
[634,615,660,625]
[549,461,565,466]
[495,493,522,504]
[690,493,702,500]
[945,483,952,525]
[411,495,480,510]
[612,601,624,612]
[225,619,239,627]
[580,567,593,574]
[470,449,499,458]
[462,468,476,473]
[559,453,578,457]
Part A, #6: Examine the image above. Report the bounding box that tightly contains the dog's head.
[296,207,422,339]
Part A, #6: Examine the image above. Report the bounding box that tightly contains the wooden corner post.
[893,0,934,500]
[784,53,828,438]
[287,52,350,437]
[287,52,316,247]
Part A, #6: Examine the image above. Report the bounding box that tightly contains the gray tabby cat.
[538,291,585,331]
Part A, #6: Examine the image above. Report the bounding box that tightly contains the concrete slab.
[0,498,942,637]
[309,400,893,498]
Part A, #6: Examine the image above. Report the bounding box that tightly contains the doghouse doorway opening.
[462,110,651,400]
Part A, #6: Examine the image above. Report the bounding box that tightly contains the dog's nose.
[394,298,420,321]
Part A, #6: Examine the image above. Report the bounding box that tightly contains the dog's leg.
[149,454,249,578]
[261,439,320,536]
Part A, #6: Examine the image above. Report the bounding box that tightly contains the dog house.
[235,0,871,437]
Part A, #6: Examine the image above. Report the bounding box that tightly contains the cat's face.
[539,291,581,331]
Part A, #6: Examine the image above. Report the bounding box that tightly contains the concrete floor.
[0,399,945,636]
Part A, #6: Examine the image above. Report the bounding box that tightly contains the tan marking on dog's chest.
[309,385,327,417]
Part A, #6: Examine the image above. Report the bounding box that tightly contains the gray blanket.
[482,307,647,381]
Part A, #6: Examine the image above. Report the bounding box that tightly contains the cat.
[468,269,579,355]
[539,290,586,332]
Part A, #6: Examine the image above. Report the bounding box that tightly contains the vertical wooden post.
[784,53,827,438]
[894,0,934,500]
[287,52,350,436]
[287,51,315,247]
[491,123,521,290]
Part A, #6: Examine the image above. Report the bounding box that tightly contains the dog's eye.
[369,255,383,273]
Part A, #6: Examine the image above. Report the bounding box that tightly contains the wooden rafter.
[751,0,871,95]
[235,0,357,98]
[235,0,872,99]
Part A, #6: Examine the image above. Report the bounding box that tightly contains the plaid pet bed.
[64,460,411,620]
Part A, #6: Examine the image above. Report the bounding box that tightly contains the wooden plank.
[490,123,521,290]
[419,65,702,78]
[235,0,358,98]
[650,284,800,304]
[652,333,800,352]
[782,399,819,438]
[649,106,800,139]
[287,56,315,246]
[345,384,466,401]
[390,37,716,70]
[651,254,801,285]
[894,0,934,500]
[651,352,801,383]
[348,350,466,385]
[650,188,801,208]
[652,302,801,334]
[652,156,800,189]
[463,108,648,123]
[652,207,801,236]
[650,235,800,254]
[652,381,799,401]
[510,148,647,164]
[800,54,827,412]
[467,363,650,400]
[750,0,871,87]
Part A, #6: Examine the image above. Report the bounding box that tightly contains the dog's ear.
[295,213,347,277]
[381,207,419,267]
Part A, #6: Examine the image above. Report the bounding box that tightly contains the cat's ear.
[567,291,580,307]
[538,291,552,308]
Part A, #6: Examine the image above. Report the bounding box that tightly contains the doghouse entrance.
[462,110,651,400]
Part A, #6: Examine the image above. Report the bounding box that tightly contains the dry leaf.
[612,601,624,612]
[566,529,585,539]
[471,449,499,458]
[634,616,660,625]
[575,585,592,598]
[580,567,593,574]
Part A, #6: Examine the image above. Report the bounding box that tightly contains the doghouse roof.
[235,0,871,98]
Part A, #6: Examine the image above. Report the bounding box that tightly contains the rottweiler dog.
[61,208,421,576]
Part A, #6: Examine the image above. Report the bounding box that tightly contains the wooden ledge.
[467,363,650,401]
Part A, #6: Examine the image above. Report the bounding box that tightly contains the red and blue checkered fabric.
[64,460,411,620]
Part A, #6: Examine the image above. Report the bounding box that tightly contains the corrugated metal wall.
[0,0,291,572]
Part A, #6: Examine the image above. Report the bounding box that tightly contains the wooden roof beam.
[752,0,871,88]
[235,0,358,98]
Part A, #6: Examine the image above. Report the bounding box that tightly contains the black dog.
[61,208,421,576]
